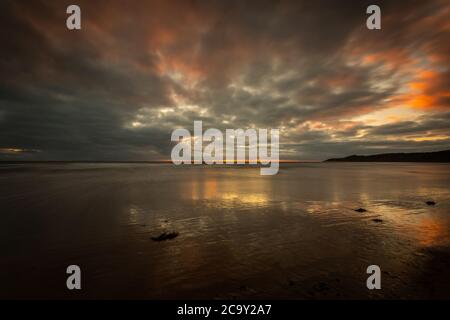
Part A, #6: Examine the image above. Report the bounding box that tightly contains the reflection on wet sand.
[0,162,450,299]
[414,216,448,247]
[189,174,270,207]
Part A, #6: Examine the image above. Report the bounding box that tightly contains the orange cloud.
[403,70,450,110]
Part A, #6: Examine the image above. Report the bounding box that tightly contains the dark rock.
[426,201,436,206]
[354,208,367,213]
[151,231,179,242]
[372,218,383,223]
[288,280,295,286]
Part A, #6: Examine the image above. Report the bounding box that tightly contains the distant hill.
[325,150,450,163]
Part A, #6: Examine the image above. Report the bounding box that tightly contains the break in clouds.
[0,0,449,161]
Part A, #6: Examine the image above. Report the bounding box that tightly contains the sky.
[0,0,449,161]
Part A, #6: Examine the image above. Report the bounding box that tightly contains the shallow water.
[0,162,449,299]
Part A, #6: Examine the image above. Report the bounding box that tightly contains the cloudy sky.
[0,0,449,161]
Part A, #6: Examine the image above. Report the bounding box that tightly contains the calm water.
[1,162,449,299]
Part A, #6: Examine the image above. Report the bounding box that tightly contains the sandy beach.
[1,162,449,299]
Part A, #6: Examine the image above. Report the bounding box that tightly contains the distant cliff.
[325,150,450,163]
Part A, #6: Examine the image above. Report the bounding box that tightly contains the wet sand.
[0,162,449,299]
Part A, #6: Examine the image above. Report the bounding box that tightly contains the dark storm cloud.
[369,112,450,136]
[0,0,449,160]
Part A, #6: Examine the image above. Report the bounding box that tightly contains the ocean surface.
[1,162,449,299]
